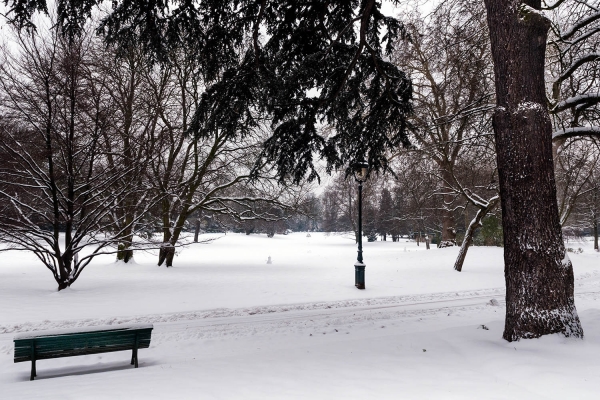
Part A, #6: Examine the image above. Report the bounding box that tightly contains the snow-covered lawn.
[1,233,599,399]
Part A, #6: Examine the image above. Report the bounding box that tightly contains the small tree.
[0,27,132,290]
[377,188,394,240]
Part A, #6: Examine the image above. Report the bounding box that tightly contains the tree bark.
[194,217,201,243]
[484,0,583,341]
[441,169,457,243]
[454,213,481,272]
[158,244,175,267]
[116,229,134,263]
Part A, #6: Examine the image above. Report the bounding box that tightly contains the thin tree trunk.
[594,190,599,251]
[117,223,134,263]
[441,169,457,243]
[194,217,201,243]
[454,214,480,272]
[594,218,598,251]
[484,0,583,341]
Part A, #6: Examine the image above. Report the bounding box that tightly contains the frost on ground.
[0,233,599,399]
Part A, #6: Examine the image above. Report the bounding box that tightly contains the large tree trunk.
[484,0,583,341]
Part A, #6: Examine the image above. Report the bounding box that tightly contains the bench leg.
[30,359,36,381]
[132,332,139,368]
[30,340,37,381]
[131,348,138,368]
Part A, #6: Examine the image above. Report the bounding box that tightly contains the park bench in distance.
[14,323,153,380]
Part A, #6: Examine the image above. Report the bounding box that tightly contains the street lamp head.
[353,160,369,182]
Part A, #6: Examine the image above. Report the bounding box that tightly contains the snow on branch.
[555,53,600,85]
[554,93,600,112]
[541,0,569,11]
[552,126,600,141]
[561,11,600,40]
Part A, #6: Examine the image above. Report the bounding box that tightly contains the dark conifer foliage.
[4,0,413,184]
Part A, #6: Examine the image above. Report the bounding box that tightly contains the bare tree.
[558,140,600,247]
[547,0,600,143]
[394,0,496,245]
[140,48,300,267]
[389,153,442,241]
[0,27,133,290]
[93,43,159,263]
[376,188,394,241]
[321,174,358,237]
[554,137,600,226]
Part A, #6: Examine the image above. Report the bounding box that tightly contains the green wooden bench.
[14,323,153,380]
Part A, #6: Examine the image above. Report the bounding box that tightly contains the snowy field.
[1,232,599,399]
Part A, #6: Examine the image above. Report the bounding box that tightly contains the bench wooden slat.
[15,334,151,351]
[14,340,152,358]
[15,345,144,361]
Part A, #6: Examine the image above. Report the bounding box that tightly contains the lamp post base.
[354,263,365,289]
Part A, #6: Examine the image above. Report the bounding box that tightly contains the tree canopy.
[4,0,413,183]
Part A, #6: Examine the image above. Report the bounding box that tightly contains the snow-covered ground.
[1,232,599,399]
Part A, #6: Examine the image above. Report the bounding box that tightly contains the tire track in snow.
[2,285,599,344]
[152,287,600,343]
[1,288,506,336]
[151,294,507,344]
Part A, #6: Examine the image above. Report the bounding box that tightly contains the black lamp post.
[353,161,368,289]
